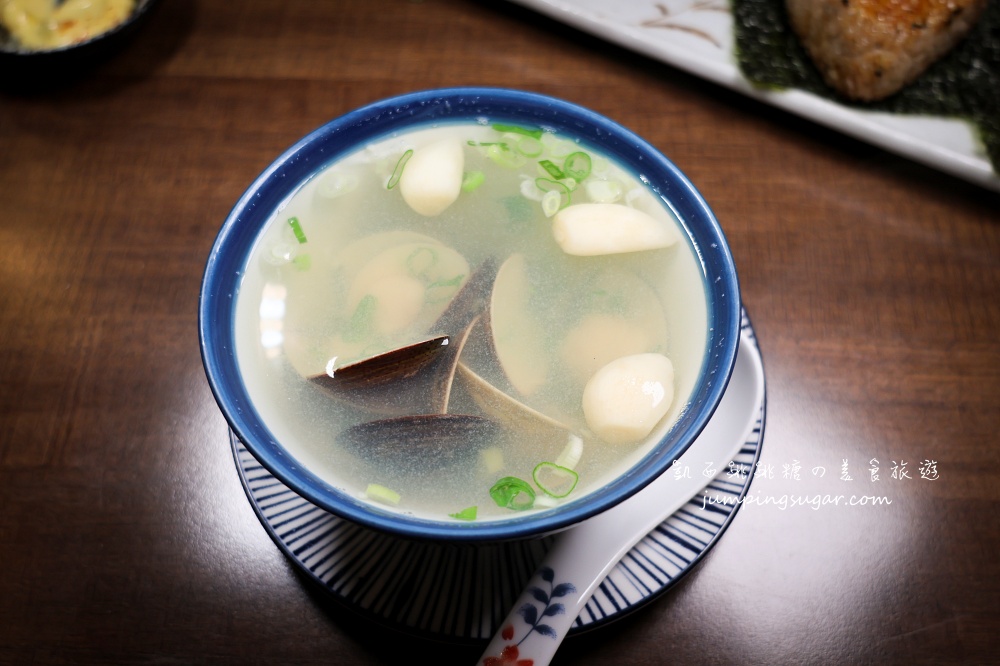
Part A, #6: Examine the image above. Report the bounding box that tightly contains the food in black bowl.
[0,0,160,87]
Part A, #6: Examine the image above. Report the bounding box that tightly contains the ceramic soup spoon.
[478,333,765,666]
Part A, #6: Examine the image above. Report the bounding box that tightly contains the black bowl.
[0,0,161,87]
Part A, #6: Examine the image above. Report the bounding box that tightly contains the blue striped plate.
[230,309,765,641]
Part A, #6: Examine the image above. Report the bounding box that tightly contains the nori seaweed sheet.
[732,0,1000,171]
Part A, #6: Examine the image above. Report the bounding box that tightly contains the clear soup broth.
[234,121,708,523]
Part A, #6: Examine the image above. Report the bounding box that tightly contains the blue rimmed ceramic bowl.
[199,87,740,542]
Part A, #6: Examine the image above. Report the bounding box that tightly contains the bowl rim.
[199,86,741,542]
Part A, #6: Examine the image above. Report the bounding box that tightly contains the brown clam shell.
[309,257,498,417]
[337,413,503,467]
[430,255,497,335]
[309,335,454,415]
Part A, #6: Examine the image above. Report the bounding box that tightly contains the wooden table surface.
[2,1,998,664]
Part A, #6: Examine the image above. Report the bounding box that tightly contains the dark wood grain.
[1,0,998,663]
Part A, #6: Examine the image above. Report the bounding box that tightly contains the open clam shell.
[309,335,455,415]
[454,361,574,439]
[309,257,497,417]
[488,253,550,397]
[282,230,467,379]
[430,255,497,335]
[337,413,504,469]
[482,253,673,400]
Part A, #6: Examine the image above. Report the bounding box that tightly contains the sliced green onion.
[515,136,543,157]
[343,294,377,344]
[535,178,571,214]
[486,143,526,169]
[557,177,578,192]
[554,434,584,470]
[292,254,311,271]
[590,155,612,176]
[532,495,562,509]
[426,274,464,289]
[563,151,592,181]
[519,177,544,202]
[449,506,478,521]
[538,159,565,180]
[585,179,623,203]
[405,246,438,280]
[541,133,579,157]
[491,123,543,139]
[541,190,562,217]
[263,242,294,266]
[365,483,401,506]
[425,273,465,304]
[461,170,485,192]
[386,149,413,189]
[535,177,570,194]
[533,462,579,499]
[489,476,536,511]
[287,216,308,244]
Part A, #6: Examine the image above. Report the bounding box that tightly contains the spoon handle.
[476,335,764,666]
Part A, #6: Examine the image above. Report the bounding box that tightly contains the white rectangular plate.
[508,0,1000,192]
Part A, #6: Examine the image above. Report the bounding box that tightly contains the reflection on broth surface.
[234,122,708,522]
